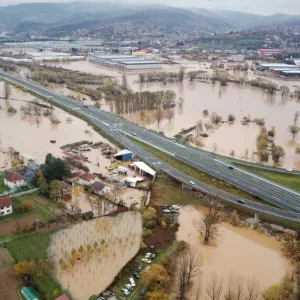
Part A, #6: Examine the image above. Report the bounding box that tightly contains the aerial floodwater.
[49,60,300,169]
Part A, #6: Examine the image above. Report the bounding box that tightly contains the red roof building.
[0,196,12,209]
[79,172,96,184]
[55,295,70,300]
[5,173,23,182]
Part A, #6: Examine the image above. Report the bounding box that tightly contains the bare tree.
[178,97,185,108]
[196,120,203,137]
[193,198,223,243]
[294,111,300,125]
[173,246,202,300]
[155,107,164,124]
[246,277,259,300]
[288,124,300,139]
[3,81,11,101]
[166,109,175,122]
[206,275,223,300]
[279,85,290,97]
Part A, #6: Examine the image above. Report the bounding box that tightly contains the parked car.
[121,288,130,295]
[83,103,89,108]
[125,284,133,291]
[133,272,140,279]
[151,253,156,259]
[145,252,152,259]
[162,209,171,213]
[141,258,152,264]
[137,265,143,272]
[149,245,155,250]
[237,199,245,205]
[129,277,136,287]
[140,287,147,295]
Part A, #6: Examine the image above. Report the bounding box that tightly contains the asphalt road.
[1,71,300,221]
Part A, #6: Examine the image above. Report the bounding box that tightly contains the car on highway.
[189,180,195,185]
[228,165,234,170]
[132,132,137,136]
[141,258,152,264]
[121,288,130,295]
[237,199,245,205]
[83,103,89,108]
[286,168,293,172]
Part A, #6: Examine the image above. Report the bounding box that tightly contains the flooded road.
[48,211,142,300]
[42,61,300,168]
[177,206,291,298]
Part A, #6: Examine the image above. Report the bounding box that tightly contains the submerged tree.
[3,81,11,101]
[288,124,300,140]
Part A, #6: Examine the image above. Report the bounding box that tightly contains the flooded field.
[177,206,291,298]
[48,211,142,300]
[0,81,115,173]
[41,60,300,168]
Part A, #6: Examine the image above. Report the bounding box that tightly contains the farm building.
[21,287,39,300]
[259,63,300,71]
[113,149,133,161]
[133,161,156,180]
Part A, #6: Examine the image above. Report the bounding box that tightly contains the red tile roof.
[5,173,23,182]
[0,196,12,209]
[55,295,70,300]
[79,173,96,182]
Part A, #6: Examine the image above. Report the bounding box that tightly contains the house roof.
[5,173,23,182]
[113,149,132,157]
[124,176,144,184]
[79,173,96,182]
[133,161,156,177]
[91,181,105,191]
[0,196,12,209]
[82,211,94,220]
[67,209,80,216]
[55,294,70,300]
[60,181,70,189]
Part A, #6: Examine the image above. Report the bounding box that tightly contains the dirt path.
[0,215,36,236]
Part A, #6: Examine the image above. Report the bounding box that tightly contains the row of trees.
[139,68,185,83]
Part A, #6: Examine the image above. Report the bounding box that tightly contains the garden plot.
[48,211,142,300]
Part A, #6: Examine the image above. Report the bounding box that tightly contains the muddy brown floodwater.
[48,211,142,300]
[43,60,300,169]
[0,81,115,173]
[177,206,291,298]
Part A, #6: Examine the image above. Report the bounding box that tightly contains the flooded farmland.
[44,60,300,169]
[177,206,291,298]
[48,211,142,300]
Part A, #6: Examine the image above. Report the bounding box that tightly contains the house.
[124,176,144,187]
[4,173,26,189]
[117,166,127,175]
[0,196,13,216]
[60,181,71,196]
[90,181,111,196]
[78,173,96,185]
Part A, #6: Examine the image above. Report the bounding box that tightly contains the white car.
[129,277,136,287]
[125,284,133,291]
[145,252,152,259]
[172,205,180,209]
[121,288,130,295]
[286,168,293,172]
[189,180,195,185]
[162,209,171,213]
[141,258,152,264]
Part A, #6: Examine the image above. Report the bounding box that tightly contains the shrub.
[142,229,153,238]
[7,106,17,113]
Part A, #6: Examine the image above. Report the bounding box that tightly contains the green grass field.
[7,230,65,300]
[0,175,8,194]
[233,163,300,192]
[130,138,274,206]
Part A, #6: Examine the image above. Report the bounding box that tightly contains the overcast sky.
[0,0,299,15]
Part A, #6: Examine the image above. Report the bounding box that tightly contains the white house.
[0,196,13,216]
[90,181,111,196]
[4,173,26,189]
[78,173,96,186]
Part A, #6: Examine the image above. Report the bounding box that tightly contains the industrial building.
[259,63,300,71]
[26,51,84,61]
[88,53,162,70]
[280,70,300,78]
[257,49,284,55]
[113,149,133,161]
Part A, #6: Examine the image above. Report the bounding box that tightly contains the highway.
[1,71,300,221]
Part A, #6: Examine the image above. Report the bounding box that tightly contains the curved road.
[1,71,300,221]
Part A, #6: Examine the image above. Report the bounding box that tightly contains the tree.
[3,81,11,101]
[8,106,17,113]
[40,182,49,194]
[173,247,202,300]
[279,85,290,97]
[122,74,128,90]
[166,109,175,122]
[193,198,223,243]
[52,289,62,299]
[50,180,61,201]
[196,120,203,137]
[178,68,185,82]
[155,108,164,124]
[268,126,276,137]
[271,145,285,163]
[288,124,300,140]
[188,71,198,81]
[178,97,184,108]
[163,90,176,109]
[37,169,46,187]
[295,144,300,155]
[210,112,222,124]
[206,275,223,300]
[142,207,158,229]
[42,154,71,182]
[139,73,145,83]
[294,111,300,125]
[141,264,171,291]
[147,290,169,300]
[13,260,36,277]
[227,114,235,122]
